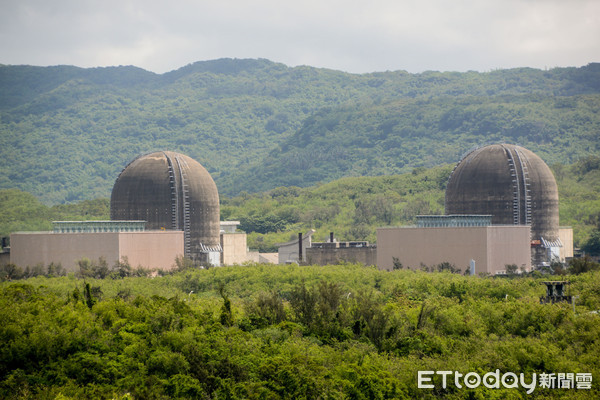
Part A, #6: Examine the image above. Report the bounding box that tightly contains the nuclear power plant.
[5,144,574,274]
[378,144,572,273]
[8,151,261,271]
[445,144,560,266]
[110,151,221,264]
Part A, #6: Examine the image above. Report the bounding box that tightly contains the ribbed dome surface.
[445,144,559,265]
[110,151,220,261]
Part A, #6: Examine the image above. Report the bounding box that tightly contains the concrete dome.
[110,151,220,262]
[445,144,559,266]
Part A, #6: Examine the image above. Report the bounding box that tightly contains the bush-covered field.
[1,263,599,399]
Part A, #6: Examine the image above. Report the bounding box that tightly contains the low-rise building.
[220,221,260,265]
[9,220,268,271]
[377,216,532,274]
[306,236,377,266]
[11,222,184,272]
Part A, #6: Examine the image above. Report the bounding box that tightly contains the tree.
[505,264,518,275]
[84,282,96,309]
[437,261,460,274]
[568,256,600,274]
[290,281,317,327]
[175,255,196,272]
[239,214,286,234]
[111,257,132,278]
[0,263,24,281]
[245,291,286,328]
[218,283,233,327]
[392,257,404,270]
[582,230,600,257]
[46,262,64,277]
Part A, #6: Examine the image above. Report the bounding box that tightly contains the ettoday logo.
[418,370,592,394]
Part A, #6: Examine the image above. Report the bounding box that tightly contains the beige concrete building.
[221,232,259,265]
[377,225,532,274]
[8,220,279,271]
[10,230,184,272]
[219,221,260,265]
[559,227,574,261]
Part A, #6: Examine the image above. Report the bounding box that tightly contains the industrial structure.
[4,144,576,275]
[110,151,221,264]
[9,219,261,272]
[377,216,531,274]
[306,237,377,266]
[7,151,261,272]
[540,281,572,304]
[220,220,275,265]
[377,144,573,273]
[10,221,184,272]
[277,230,315,264]
[445,144,561,266]
[277,231,377,266]
[0,238,9,266]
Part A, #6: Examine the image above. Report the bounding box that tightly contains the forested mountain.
[228,94,600,192]
[1,59,599,204]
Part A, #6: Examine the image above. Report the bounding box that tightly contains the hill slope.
[1,59,599,204]
[224,94,600,192]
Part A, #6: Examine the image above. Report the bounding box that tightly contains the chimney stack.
[298,232,303,263]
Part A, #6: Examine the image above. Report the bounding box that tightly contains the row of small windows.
[52,221,146,233]
[416,215,493,228]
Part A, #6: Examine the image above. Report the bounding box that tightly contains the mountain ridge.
[0,59,599,204]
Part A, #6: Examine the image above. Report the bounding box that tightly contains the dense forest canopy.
[0,59,599,204]
[1,263,599,399]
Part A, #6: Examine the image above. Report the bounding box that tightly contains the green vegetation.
[222,165,452,252]
[1,264,599,399]
[0,189,109,238]
[229,94,600,193]
[1,60,599,204]
[553,156,600,248]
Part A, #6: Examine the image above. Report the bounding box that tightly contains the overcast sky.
[1,0,598,74]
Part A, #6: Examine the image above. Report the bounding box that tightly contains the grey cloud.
[1,0,598,73]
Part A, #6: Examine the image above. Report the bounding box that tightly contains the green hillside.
[1,60,599,204]
[225,94,600,192]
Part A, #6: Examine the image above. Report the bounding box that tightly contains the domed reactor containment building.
[445,144,560,266]
[110,151,221,263]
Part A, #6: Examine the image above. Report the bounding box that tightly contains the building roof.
[276,229,316,247]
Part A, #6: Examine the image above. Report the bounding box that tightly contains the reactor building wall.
[110,151,220,263]
[445,144,560,266]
